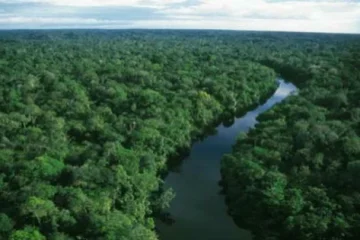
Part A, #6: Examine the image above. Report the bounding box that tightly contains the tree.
[9,226,45,240]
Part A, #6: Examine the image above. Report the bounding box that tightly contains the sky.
[0,0,360,33]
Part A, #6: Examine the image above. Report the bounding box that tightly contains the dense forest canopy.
[0,30,278,240]
[0,30,359,240]
[220,32,360,239]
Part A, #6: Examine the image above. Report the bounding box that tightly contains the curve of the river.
[157,79,297,240]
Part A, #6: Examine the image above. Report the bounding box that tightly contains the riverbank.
[157,79,297,240]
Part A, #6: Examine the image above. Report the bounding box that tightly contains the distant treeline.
[1,30,359,240]
[221,31,360,240]
[0,30,278,240]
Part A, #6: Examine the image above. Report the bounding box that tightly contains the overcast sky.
[0,0,360,33]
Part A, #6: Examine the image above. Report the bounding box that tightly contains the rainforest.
[0,30,359,240]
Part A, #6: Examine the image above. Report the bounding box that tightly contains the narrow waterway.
[157,79,297,240]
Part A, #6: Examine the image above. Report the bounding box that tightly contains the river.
[157,79,297,240]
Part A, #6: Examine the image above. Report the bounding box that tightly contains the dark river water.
[157,79,297,240]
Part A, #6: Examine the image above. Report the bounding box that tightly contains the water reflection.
[157,79,297,240]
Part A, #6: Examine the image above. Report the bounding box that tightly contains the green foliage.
[9,226,46,240]
[2,29,359,240]
[222,34,360,240]
[0,30,277,239]
[0,213,13,238]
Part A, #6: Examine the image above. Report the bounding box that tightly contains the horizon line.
[0,28,359,35]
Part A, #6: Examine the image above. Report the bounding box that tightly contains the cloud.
[1,16,110,24]
[0,16,133,29]
[157,0,360,32]
[0,0,359,33]
[128,18,358,34]
[0,0,186,8]
[159,0,360,20]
